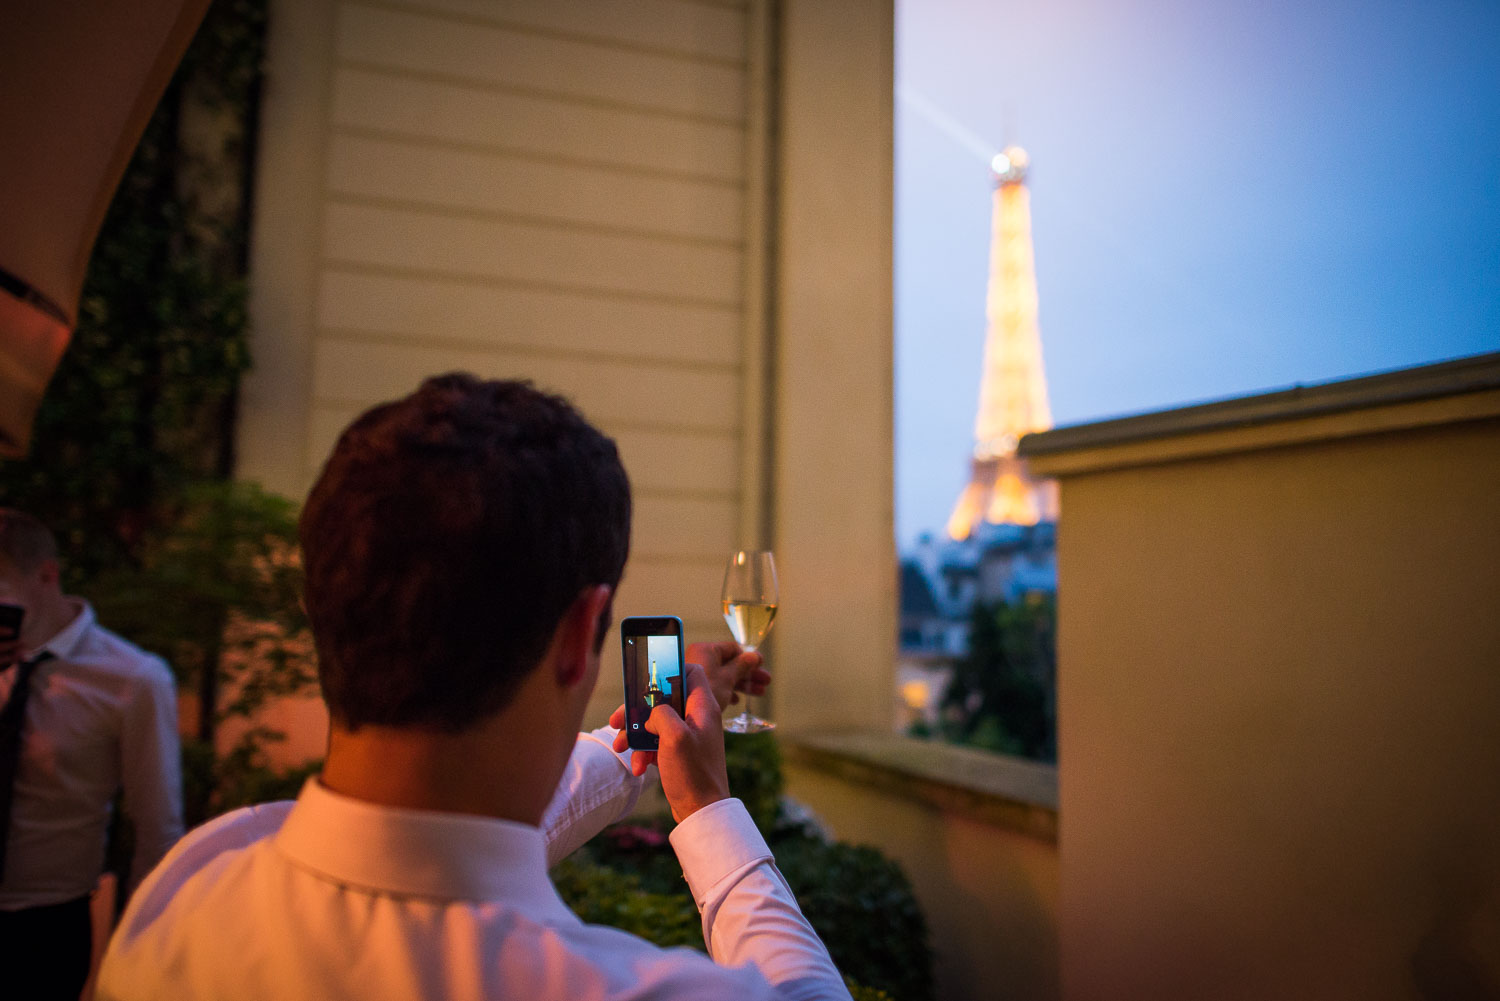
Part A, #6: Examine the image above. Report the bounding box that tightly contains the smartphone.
[0,603,22,667]
[620,616,686,751]
[0,603,22,642]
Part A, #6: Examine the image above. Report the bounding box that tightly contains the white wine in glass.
[722,550,778,733]
[722,599,777,652]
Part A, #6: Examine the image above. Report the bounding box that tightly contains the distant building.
[897,522,1057,729]
[903,522,1057,651]
[896,559,952,729]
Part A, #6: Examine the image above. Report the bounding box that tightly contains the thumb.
[645,702,688,743]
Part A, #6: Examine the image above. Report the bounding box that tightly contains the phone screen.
[621,616,685,751]
[0,603,22,641]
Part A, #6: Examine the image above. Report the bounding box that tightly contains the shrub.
[551,856,702,950]
[584,818,688,897]
[774,834,933,1001]
[552,854,909,1001]
[847,978,897,1001]
[724,729,784,832]
[940,595,1056,763]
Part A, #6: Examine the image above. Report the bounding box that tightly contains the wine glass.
[721,550,778,733]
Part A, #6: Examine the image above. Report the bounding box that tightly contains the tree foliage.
[935,595,1057,762]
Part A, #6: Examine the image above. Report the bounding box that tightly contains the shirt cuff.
[668,798,772,905]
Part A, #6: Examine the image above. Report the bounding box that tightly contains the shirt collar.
[274,779,579,924]
[35,599,94,661]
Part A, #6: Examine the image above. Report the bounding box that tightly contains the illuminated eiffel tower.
[946,146,1058,541]
[644,659,666,708]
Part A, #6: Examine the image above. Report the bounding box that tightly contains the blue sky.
[895,0,1500,547]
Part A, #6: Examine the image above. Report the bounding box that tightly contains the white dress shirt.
[0,599,183,909]
[98,726,850,1000]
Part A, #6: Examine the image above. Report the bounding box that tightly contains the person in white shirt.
[0,508,183,1001]
[98,374,852,1001]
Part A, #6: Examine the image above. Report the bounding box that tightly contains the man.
[100,375,851,1000]
[0,509,183,1001]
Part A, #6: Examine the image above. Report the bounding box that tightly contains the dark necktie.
[0,651,53,885]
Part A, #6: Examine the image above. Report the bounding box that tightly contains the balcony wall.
[785,735,1060,1001]
[1022,354,1500,1001]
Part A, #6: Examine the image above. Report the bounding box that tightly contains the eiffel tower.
[946,146,1058,541]
[644,659,666,708]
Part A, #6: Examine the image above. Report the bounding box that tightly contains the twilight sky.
[895,0,1500,548]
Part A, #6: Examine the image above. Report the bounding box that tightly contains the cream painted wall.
[1033,405,1500,1000]
[239,0,763,732]
[772,0,896,732]
[240,0,897,741]
[787,761,1060,1001]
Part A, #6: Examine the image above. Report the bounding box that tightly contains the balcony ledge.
[783,731,1058,843]
[1019,350,1500,477]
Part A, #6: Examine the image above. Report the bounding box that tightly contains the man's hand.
[610,662,731,822]
[688,640,768,709]
[607,639,768,751]
[646,661,730,822]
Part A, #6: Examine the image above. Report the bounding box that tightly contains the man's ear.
[554,584,613,689]
[35,558,61,590]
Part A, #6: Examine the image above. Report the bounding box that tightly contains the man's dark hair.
[299,374,631,731]
[0,509,59,573]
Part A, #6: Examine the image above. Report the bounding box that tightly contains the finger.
[732,658,768,691]
[609,705,626,730]
[689,640,742,666]
[710,640,743,662]
[681,661,721,724]
[613,728,629,753]
[729,649,762,674]
[630,750,658,777]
